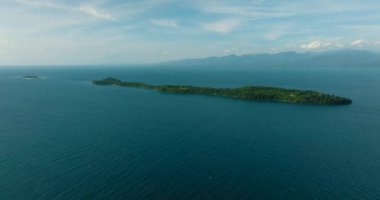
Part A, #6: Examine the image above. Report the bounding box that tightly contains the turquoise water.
[1,67,380,199]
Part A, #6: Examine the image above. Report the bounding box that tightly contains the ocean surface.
[1,66,380,199]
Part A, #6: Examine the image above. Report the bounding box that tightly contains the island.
[23,75,41,79]
[92,77,352,105]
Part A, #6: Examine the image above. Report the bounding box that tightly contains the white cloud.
[195,0,285,19]
[223,47,254,55]
[300,40,331,50]
[264,31,283,41]
[14,0,63,9]
[351,39,366,47]
[223,47,238,54]
[202,19,241,34]
[300,41,321,49]
[270,47,279,52]
[15,0,115,20]
[262,24,294,41]
[324,42,332,47]
[78,4,115,20]
[0,39,15,49]
[224,49,232,54]
[151,19,178,28]
[299,39,380,50]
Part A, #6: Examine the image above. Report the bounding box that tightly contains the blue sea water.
[1,67,380,199]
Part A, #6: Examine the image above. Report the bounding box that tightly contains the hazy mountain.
[164,50,380,68]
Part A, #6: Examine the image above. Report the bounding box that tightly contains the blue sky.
[0,0,380,65]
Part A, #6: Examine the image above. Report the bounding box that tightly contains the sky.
[0,0,380,65]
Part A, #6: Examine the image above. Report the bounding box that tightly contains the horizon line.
[0,49,378,67]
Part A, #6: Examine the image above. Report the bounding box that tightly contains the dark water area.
[1,66,380,199]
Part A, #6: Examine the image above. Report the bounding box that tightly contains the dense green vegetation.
[24,75,40,79]
[93,77,352,105]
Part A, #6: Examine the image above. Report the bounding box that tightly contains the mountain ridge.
[163,50,380,68]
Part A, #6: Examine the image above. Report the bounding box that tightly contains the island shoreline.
[92,77,352,105]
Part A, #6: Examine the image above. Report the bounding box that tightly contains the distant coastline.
[163,50,380,69]
[23,75,41,80]
[92,77,352,105]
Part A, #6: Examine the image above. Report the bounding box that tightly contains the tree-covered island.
[92,77,352,105]
[23,75,41,79]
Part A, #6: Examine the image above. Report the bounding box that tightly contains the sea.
[1,66,380,199]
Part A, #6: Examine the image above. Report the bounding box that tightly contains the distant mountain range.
[164,50,380,68]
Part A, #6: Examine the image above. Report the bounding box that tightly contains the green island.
[92,77,352,105]
[23,75,41,79]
